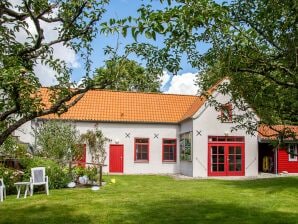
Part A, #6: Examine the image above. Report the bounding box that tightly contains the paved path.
[172,173,298,180]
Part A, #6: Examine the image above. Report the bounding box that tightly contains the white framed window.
[288,144,297,162]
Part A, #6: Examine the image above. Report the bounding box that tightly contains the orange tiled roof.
[40,89,208,123]
[258,125,298,140]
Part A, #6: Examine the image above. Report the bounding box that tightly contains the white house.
[15,81,260,177]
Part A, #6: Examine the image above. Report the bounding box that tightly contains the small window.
[221,104,233,122]
[135,138,149,162]
[288,144,297,162]
[163,139,177,162]
[208,136,244,142]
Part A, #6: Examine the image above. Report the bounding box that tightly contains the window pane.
[236,155,241,162]
[212,146,217,154]
[229,146,235,154]
[136,138,148,143]
[163,139,176,144]
[163,145,175,161]
[229,163,235,171]
[212,155,217,163]
[235,137,244,142]
[212,164,217,171]
[135,140,148,160]
[218,146,224,154]
[236,147,241,154]
[164,153,169,160]
[218,137,225,141]
[218,164,225,171]
[289,149,295,159]
[141,152,148,160]
[219,155,225,163]
[236,163,242,171]
[229,155,234,163]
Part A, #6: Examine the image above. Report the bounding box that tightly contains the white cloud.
[165,72,198,95]
[10,0,80,86]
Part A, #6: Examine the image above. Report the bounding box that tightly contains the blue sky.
[12,0,227,94]
[71,0,213,93]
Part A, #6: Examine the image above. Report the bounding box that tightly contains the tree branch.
[1,7,28,21]
[235,68,297,88]
[0,86,93,145]
[0,107,18,121]
[20,1,44,56]
[39,16,63,23]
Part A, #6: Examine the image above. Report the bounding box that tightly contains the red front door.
[109,144,124,173]
[208,141,245,176]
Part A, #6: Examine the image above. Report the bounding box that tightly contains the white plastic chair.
[30,167,49,196]
[0,178,6,202]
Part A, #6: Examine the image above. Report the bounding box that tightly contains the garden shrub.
[72,166,99,184]
[20,157,71,189]
[0,165,22,194]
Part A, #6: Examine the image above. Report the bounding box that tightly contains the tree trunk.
[99,165,102,186]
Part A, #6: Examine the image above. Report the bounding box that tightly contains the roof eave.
[37,117,179,125]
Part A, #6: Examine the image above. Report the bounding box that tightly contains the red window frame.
[207,136,245,176]
[220,103,233,122]
[134,138,149,162]
[208,136,244,143]
[162,138,177,162]
[288,144,298,162]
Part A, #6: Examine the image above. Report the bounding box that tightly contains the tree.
[104,0,297,139]
[94,57,160,92]
[0,0,110,145]
[33,120,82,167]
[80,128,111,186]
[80,128,110,165]
[196,0,298,136]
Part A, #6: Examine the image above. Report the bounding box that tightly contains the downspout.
[275,147,278,175]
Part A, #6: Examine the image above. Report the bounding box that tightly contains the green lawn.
[0,175,297,224]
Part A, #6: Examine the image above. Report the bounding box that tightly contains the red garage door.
[208,136,245,176]
[109,144,124,173]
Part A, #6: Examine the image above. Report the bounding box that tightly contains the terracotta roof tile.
[258,125,298,140]
[40,89,206,123]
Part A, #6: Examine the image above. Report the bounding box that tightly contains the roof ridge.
[88,89,200,97]
[40,87,200,97]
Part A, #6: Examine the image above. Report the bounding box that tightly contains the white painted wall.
[14,121,34,144]
[191,91,259,177]
[74,122,180,174]
[180,119,193,133]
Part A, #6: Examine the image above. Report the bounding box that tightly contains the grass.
[0,175,297,224]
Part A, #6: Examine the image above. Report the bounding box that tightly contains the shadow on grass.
[109,198,298,224]
[0,202,91,224]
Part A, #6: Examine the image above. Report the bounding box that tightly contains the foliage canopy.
[94,57,160,92]
[0,0,109,145]
[103,0,297,138]
[33,120,82,165]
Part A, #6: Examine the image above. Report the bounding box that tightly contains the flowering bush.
[0,165,22,194]
[0,136,28,159]
[20,157,71,189]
